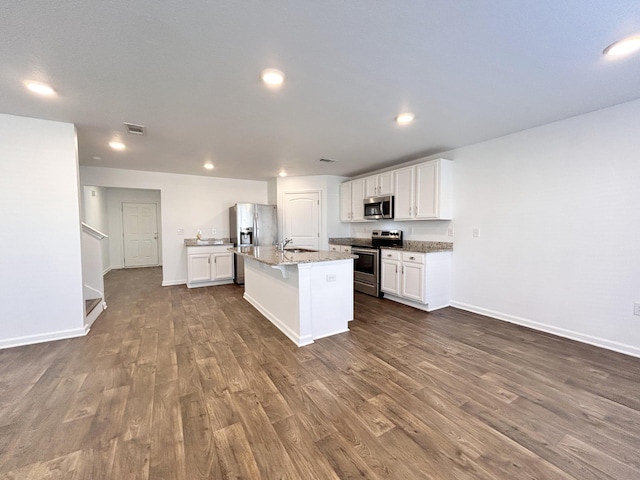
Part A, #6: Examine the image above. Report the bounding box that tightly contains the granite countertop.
[184,238,232,246]
[229,246,357,266]
[328,237,453,253]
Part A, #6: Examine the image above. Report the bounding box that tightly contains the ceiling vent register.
[124,123,146,135]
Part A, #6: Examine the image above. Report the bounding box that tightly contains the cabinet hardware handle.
[387,254,392,257]
[409,256,415,260]
[395,265,397,273]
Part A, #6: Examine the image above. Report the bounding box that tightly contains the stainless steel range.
[353,230,402,297]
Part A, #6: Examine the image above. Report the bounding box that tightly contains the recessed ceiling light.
[109,141,126,151]
[261,68,285,86]
[279,171,288,177]
[203,162,214,170]
[25,81,56,96]
[603,35,640,57]
[395,112,415,125]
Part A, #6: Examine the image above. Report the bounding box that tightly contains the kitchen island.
[229,246,357,346]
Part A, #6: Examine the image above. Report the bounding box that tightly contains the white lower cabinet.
[380,251,401,296]
[380,249,451,311]
[186,245,234,288]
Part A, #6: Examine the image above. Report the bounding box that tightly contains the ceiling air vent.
[319,158,337,163]
[124,122,146,135]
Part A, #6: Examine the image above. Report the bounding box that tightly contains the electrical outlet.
[634,302,640,316]
[212,228,217,235]
[177,228,184,235]
[447,227,454,237]
[326,274,336,282]
[473,228,480,238]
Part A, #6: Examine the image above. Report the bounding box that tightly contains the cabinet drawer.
[381,249,400,260]
[402,251,425,264]
[341,245,352,253]
[329,244,340,252]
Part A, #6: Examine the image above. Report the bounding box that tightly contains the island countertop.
[229,246,357,266]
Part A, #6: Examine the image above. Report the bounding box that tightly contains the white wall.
[0,114,85,348]
[106,188,162,270]
[444,99,640,357]
[276,175,350,249]
[79,166,268,285]
[82,185,110,270]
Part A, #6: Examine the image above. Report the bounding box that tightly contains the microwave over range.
[363,195,394,220]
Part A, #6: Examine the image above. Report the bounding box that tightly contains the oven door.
[352,247,380,296]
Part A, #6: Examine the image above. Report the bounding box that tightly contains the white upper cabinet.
[340,178,366,222]
[393,158,453,221]
[364,171,394,197]
[343,158,451,222]
[393,166,415,220]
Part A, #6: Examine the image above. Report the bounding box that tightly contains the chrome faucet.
[277,238,293,251]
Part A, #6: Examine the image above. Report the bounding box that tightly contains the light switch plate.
[634,302,640,316]
[473,228,480,238]
[212,228,217,235]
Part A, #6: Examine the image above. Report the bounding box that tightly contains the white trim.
[382,293,449,312]
[450,301,640,359]
[244,292,313,347]
[85,302,105,329]
[186,279,233,288]
[162,279,186,286]
[103,266,112,275]
[0,327,87,350]
[313,328,349,341]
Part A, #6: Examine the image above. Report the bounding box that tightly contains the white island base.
[242,257,354,346]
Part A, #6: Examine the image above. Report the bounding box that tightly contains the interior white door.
[283,192,320,250]
[122,202,159,267]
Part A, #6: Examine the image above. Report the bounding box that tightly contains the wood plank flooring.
[1,266,640,479]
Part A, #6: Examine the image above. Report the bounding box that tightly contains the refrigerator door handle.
[254,212,259,245]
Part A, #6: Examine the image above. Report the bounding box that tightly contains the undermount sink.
[283,248,317,253]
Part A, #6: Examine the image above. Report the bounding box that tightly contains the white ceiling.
[2,1,640,181]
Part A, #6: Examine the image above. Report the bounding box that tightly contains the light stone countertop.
[328,237,453,253]
[229,246,357,266]
[184,238,232,246]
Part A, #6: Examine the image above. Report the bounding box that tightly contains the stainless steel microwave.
[363,195,394,220]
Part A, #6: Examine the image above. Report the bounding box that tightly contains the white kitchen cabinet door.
[188,253,212,283]
[378,171,394,195]
[415,161,439,220]
[211,253,233,280]
[364,175,378,197]
[350,178,366,222]
[340,182,352,221]
[381,258,400,295]
[401,262,425,302]
[393,166,415,220]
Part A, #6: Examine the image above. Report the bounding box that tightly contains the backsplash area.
[349,219,453,242]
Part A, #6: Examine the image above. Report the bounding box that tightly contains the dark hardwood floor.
[1,266,639,479]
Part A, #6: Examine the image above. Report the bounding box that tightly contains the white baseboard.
[244,292,312,346]
[103,266,113,275]
[382,293,449,313]
[450,301,640,359]
[162,279,186,286]
[0,327,88,351]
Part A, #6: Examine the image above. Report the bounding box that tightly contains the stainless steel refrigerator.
[229,203,278,284]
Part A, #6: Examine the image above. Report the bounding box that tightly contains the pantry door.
[122,202,159,267]
[283,192,320,250]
